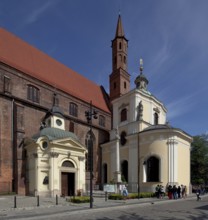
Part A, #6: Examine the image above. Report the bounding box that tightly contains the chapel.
[0,15,192,196]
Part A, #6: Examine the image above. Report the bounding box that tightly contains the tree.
[191,134,208,185]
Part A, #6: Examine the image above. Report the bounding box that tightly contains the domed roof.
[142,124,174,132]
[32,127,78,141]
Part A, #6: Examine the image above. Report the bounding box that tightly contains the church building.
[0,14,192,196]
[102,15,192,193]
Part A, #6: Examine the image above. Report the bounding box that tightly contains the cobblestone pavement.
[0,194,206,219]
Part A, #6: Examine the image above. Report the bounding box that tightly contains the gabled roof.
[0,28,110,113]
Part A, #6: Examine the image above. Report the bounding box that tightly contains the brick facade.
[0,63,111,195]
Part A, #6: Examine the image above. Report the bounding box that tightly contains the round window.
[56,119,62,126]
[42,141,48,149]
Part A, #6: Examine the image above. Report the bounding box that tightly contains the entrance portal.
[61,172,75,196]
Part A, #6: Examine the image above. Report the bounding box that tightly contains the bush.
[68,196,90,203]
[108,192,156,200]
[108,193,124,200]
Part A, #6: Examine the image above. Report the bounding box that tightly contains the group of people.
[155,184,187,199]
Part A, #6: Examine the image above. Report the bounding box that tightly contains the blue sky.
[0,0,208,136]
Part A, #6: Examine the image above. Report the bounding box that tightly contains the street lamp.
[85,100,98,208]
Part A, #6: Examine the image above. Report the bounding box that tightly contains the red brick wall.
[0,63,111,195]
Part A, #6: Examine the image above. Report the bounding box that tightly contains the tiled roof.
[0,28,110,113]
[32,127,78,141]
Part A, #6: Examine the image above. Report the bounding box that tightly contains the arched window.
[124,56,126,64]
[119,42,122,49]
[99,115,105,127]
[146,156,159,182]
[85,131,95,171]
[154,113,159,125]
[124,81,126,89]
[103,163,107,184]
[121,160,128,182]
[69,102,78,117]
[62,161,75,168]
[27,85,40,103]
[120,108,127,122]
[120,131,127,146]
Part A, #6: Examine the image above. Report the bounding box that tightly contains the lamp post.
[85,100,97,208]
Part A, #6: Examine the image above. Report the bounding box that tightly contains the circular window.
[56,119,62,126]
[120,131,127,146]
[42,141,48,149]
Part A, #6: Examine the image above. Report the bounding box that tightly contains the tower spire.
[109,15,130,101]
[115,14,124,37]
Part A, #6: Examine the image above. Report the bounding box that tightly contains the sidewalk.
[0,193,203,219]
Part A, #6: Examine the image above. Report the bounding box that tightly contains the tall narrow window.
[120,108,127,122]
[99,115,105,127]
[103,163,107,184]
[147,156,159,182]
[69,121,74,133]
[124,81,126,89]
[154,113,159,125]
[85,131,95,171]
[121,160,128,182]
[124,56,126,64]
[4,76,11,93]
[119,42,122,49]
[69,102,78,117]
[27,85,40,103]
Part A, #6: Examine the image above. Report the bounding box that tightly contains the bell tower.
[109,15,130,101]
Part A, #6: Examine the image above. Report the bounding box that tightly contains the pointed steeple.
[109,15,130,101]
[115,15,125,37]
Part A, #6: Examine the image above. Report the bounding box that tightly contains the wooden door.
[61,172,68,196]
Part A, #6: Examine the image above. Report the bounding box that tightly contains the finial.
[140,58,143,74]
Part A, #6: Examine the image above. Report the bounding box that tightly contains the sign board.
[103,184,116,193]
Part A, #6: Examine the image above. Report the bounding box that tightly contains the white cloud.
[24,1,56,25]
[166,88,205,121]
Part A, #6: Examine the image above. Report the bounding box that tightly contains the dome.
[32,127,78,141]
[141,124,175,133]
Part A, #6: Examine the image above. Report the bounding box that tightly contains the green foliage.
[138,192,156,198]
[191,134,208,185]
[68,196,90,203]
[108,192,156,200]
[108,193,123,200]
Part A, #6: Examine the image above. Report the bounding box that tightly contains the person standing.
[196,187,202,201]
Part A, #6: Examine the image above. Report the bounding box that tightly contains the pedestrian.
[155,185,159,198]
[172,185,178,199]
[160,186,165,199]
[177,185,181,199]
[167,185,173,199]
[196,188,201,201]
[123,186,128,199]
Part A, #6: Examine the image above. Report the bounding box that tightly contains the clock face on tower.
[56,119,62,126]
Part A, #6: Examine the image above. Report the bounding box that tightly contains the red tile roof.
[0,28,110,113]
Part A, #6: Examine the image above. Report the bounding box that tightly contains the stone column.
[114,127,121,183]
[49,151,59,197]
[167,138,178,185]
